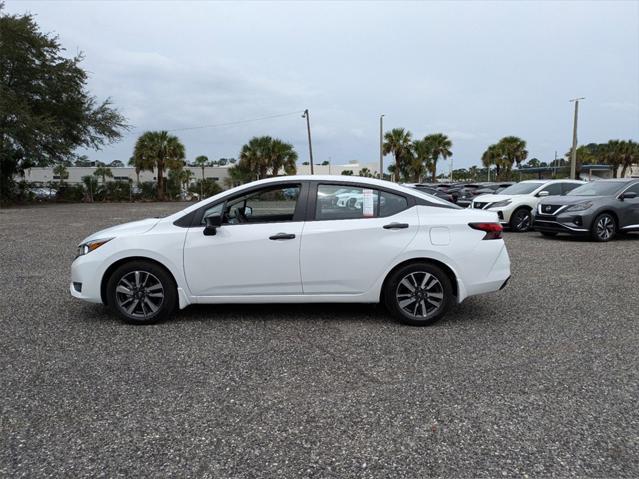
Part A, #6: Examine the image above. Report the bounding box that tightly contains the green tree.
[341,170,354,176]
[81,175,97,202]
[411,138,435,183]
[238,136,297,180]
[224,163,253,188]
[109,160,124,167]
[193,155,209,198]
[359,167,373,178]
[128,155,141,185]
[423,133,452,182]
[0,6,127,200]
[383,128,413,181]
[52,163,68,187]
[482,144,503,177]
[93,165,112,184]
[527,158,541,168]
[321,160,330,166]
[499,136,528,169]
[180,169,194,192]
[132,131,185,200]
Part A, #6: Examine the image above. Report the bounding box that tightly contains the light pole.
[569,97,585,180]
[302,109,314,175]
[379,114,385,180]
[449,157,454,182]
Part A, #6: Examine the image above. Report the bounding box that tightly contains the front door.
[300,183,419,294]
[183,183,305,297]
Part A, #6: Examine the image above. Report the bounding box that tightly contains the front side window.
[539,183,562,196]
[315,184,408,220]
[624,183,639,195]
[567,181,626,196]
[202,184,301,225]
[562,183,581,194]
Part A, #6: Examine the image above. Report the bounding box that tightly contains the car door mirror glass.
[537,191,549,197]
[621,191,637,200]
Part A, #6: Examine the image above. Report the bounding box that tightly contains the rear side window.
[315,184,408,220]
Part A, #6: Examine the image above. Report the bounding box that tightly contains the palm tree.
[194,155,209,198]
[482,144,503,177]
[599,140,624,178]
[383,128,413,181]
[93,165,112,184]
[499,136,528,169]
[619,140,639,178]
[268,138,298,176]
[133,131,186,200]
[411,138,435,183]
[53,163,68,187]
[238,136,297,180]
[127,156,141,185]
[424,133,452,182]
[180,169,194,192]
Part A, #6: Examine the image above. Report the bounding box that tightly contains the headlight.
[489,199,511,208]
[76,238,113,257]
[565,201,593,212]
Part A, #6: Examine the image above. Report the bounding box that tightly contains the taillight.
[469,222,503,240]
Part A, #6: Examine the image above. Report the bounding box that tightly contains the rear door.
[619,183,639,228]
[300,183,418,294]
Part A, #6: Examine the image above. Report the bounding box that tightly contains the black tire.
[541,231,558,237]
[509,207,532,232]
[590,213,617,242]
[384,262,453,326]
[106,260,177,324]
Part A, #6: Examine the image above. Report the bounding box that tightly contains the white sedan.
[471,179,585,232]
[71,176,511,326]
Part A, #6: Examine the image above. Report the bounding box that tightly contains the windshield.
[567,181,626,196]
[498,182,544,195]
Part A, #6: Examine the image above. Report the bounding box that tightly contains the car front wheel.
[106,260,177,324]
[384,263,453,326]
[591,213,617,242]
[509,208,532,232]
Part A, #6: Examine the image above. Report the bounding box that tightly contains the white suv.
[471,179,585,232]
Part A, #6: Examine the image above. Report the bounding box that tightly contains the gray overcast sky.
[6,0,639,173]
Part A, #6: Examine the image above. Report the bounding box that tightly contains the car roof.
[519,179,584,184]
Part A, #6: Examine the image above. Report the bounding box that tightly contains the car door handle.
[383,223,409,230]
[269,233,296,240]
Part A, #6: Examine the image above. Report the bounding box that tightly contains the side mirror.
[203,214,223,236]
[620,191,637,200]
[537,191,550,197]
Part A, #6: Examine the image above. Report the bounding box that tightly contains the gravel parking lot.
[1,202,638,478]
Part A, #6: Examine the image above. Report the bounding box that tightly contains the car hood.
[473,194,521,203]
[538,195,605,206]
[79,217,161,244]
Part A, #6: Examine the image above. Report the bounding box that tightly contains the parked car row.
[408,178,639,241]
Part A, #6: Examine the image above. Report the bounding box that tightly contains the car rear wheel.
[509,208,532,232]
[106,260,177,324]
[591,213,617,242]
[384,263,453,326]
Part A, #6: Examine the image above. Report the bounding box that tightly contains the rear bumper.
[462,243,511,298]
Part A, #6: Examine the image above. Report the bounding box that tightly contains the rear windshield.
[499,182,544,195]
[567,181,626,196]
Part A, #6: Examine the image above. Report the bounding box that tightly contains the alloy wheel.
[596,216,614,241]
[115,270,165,319]
[395,271,444,320]
[514,210,531,232]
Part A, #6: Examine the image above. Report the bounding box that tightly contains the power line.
[125,110,303,135]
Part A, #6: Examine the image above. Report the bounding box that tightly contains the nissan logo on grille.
[544,205,552,212]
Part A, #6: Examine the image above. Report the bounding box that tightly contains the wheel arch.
[593,209,619,226]
[100,256,178,305]
[379,257,459,303]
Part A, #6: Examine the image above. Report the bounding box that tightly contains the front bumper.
[533,213,591,235]
[70,254,105,304]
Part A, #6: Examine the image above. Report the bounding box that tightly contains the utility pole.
[450,157,454,182]
[302,109,314,175]
[569,97,585,180]
[379,114,385,180]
